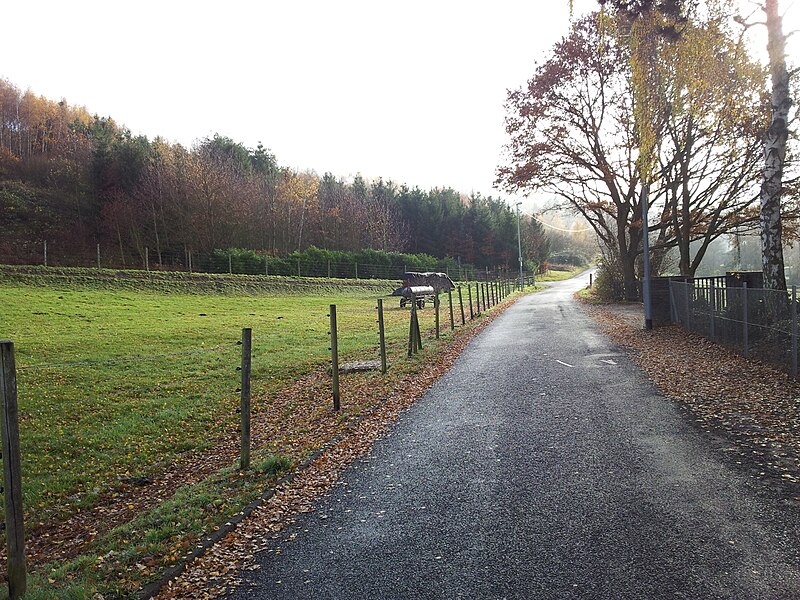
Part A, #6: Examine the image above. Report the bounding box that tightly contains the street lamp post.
[641,184,653,330]
[516,202,523,290]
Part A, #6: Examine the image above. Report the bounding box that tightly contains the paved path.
[230,273,800,599]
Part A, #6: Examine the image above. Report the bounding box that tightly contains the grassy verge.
[0,269,532,598]
[576,285,604,303]
[537,266,588,282]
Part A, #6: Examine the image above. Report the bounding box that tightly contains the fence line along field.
[0,267,525,598]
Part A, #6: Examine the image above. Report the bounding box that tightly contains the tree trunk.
[760,0,790,291]
[622,252,638,301]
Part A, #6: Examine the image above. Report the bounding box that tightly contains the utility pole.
[641,185,653,330]
[516,202,524,289]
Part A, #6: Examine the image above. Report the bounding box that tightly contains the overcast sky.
[3,0,798,211]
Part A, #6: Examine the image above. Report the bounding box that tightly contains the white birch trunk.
[760,0,790,290]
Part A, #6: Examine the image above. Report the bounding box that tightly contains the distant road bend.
[230,272,800,600]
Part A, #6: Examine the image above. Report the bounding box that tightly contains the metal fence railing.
[669,280,798,376]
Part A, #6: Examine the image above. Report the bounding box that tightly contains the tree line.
[499,1,798,298]
[0,79,552,274]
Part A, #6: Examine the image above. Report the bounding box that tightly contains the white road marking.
[601,359,618,365]
[555,360,575,368]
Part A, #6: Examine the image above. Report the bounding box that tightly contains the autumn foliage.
[0,79,550,272]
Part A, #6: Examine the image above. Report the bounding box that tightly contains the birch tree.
[599,0,795,289]
[759,0,791,290]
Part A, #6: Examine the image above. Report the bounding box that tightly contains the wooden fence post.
[145,247,150,272]
[329,305,340,411]
[413,300,422,351]
[448,290,455,331]
[458,287,466,325]
[240,329,252,470]
[377,299,387,374]
[467,285,474,320]
[434,294,440,339]
[0,341,26,599]
[97,244,101,269]
[408,297,422,356]
[407,301,415,357]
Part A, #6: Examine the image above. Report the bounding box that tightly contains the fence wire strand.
[17,342,239,371]
[670,280,797,374]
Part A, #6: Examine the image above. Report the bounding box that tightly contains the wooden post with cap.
[0,341,26,599]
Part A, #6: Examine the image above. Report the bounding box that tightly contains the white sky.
[3,0,798,212]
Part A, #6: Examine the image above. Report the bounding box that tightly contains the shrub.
[593,259,624,301]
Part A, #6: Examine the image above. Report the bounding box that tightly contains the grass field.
[0,267,533,598]
[2,275,435,517]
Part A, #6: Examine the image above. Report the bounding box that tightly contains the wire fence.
[15,342,238,371]
[669,279,798,376]
[0,243,528,282]
[0,279,525,572]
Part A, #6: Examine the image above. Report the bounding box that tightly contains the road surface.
[229,272,800,599]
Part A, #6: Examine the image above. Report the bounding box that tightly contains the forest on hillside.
[0,79,562,273]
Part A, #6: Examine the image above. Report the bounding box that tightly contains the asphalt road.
[230,273,800,599]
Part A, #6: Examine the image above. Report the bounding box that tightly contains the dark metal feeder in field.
[390,272,455,308]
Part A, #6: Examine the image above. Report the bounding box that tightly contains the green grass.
[537,266,587,282]
[0,269,532,598]
[576,286,604,303]
[0,278,438,522]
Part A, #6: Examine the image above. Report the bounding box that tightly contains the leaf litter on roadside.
[580,301,800,495]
